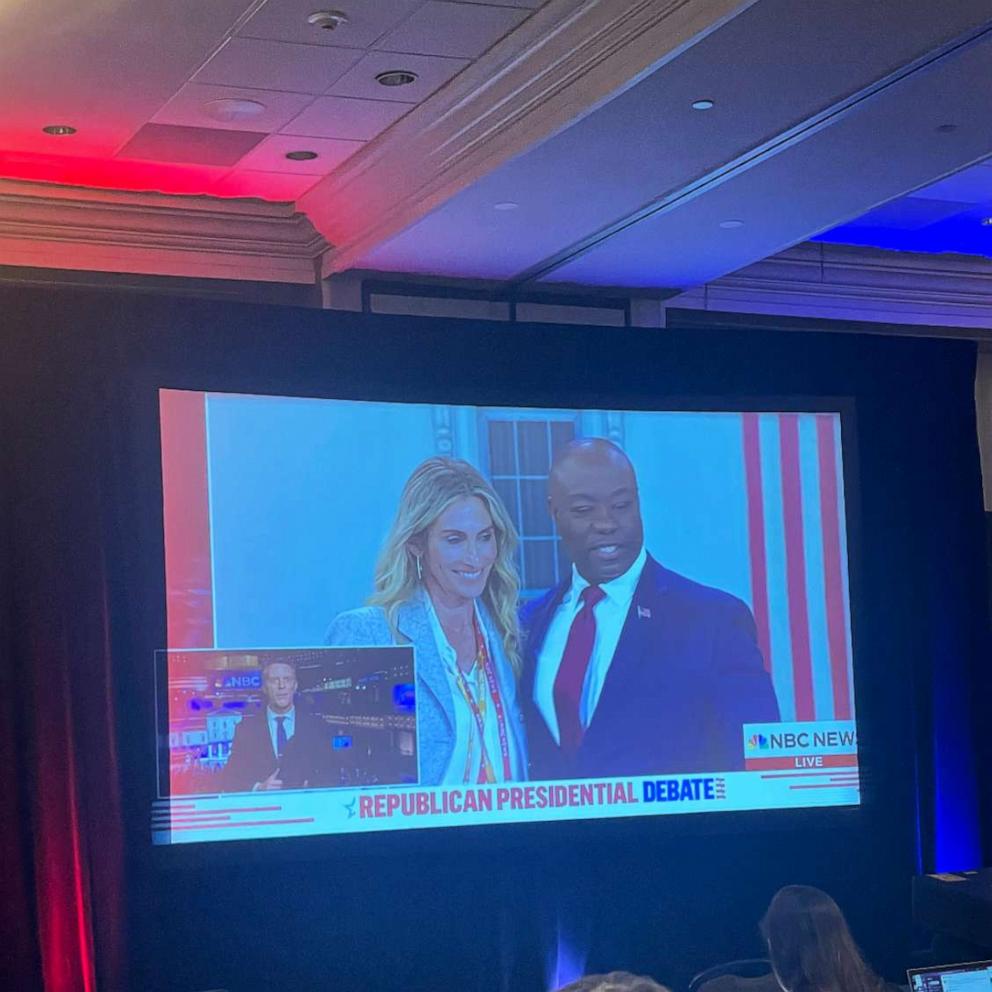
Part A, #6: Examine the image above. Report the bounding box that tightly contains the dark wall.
[4,287,988,992]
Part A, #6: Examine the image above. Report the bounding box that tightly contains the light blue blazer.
[326,590,528,786]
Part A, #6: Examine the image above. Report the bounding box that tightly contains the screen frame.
[135,377,871,864]
[907,960,992,985]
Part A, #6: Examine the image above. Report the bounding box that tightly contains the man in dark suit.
[221,659,338,792]
[521,438,780,781]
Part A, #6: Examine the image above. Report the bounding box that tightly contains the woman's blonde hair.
[369,457,522,675]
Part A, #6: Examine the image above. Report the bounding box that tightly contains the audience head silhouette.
[558,973,670,992]
[761,885,883,992]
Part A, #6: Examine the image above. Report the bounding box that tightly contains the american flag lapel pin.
[636,605,652,620]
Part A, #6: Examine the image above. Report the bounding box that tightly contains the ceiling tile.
[0,123,129,160]
[238,0,423,49]
[117,124,264,165]
[212,170,322,200]
[0,0,261,159]
[152,83,314,133]
[236,134,366,173]
[325,51,470,103]
[194,38,363,95]
[281,95,410,140]
[374,1,529,58]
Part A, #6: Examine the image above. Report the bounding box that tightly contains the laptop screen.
[908,961,992,992]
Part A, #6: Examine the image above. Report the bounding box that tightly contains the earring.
[415,556,423,581]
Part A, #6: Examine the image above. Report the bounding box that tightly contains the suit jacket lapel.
[583,556,669,741]
[255,710,277,763]
[518,582,573,779]
[396,594,456,732]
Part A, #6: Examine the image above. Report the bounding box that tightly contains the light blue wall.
[207,394,436,646]
[623,412,752,607]
[205,397,754,647]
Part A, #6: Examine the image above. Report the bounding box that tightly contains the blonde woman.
[327,457,528,786]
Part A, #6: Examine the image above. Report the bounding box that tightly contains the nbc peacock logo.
[746,733,769,750]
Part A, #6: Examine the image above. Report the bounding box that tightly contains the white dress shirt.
[533,546,648,744]
[266,705,295,760]
[425,598,518,784]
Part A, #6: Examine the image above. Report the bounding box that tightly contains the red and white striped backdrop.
[742,412,854,723]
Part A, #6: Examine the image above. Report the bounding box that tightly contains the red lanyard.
[453,618,513,783]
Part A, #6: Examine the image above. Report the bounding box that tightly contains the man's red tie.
[553,584,606,754]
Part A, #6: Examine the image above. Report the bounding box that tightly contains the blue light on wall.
[930,613,982,872]
[816,197,992,260]
[546,916,589,992]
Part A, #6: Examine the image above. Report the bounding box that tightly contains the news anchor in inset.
[326,457,528,786]
[521,438,779,781]
[221,658,337,792]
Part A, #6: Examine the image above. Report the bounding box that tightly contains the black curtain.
[3,301,127,992]
[2,286,988,992]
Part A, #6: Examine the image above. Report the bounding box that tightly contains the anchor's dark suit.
[221,707,338,793]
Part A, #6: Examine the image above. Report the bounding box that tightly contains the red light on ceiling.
[0,150,225,197]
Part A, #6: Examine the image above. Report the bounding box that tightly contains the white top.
[425,597,518,784]
[266,705,295,761]
[533,546,648,744]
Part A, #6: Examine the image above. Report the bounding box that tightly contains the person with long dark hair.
[761,886,887,992]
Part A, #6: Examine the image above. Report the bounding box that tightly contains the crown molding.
[0,179,328,284]
[306,0,756,278]
[672,243,992,335]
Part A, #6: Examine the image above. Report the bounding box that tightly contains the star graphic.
[343,797,357,819]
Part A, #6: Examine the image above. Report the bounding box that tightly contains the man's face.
[549,447,644,585]
[262,662,297,713]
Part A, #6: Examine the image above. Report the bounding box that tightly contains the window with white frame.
[482,413,578,598]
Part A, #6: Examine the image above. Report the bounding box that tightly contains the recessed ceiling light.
[494,201,519,211]
[307,9,348,30]
[935,123,958,133]
[286,150,319,161]
[42,124,76,136]
[981,216,992,227]
[203,98,266,123]
[376,69,418,88]
[691,99,715,111]
[719,219,744,229]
